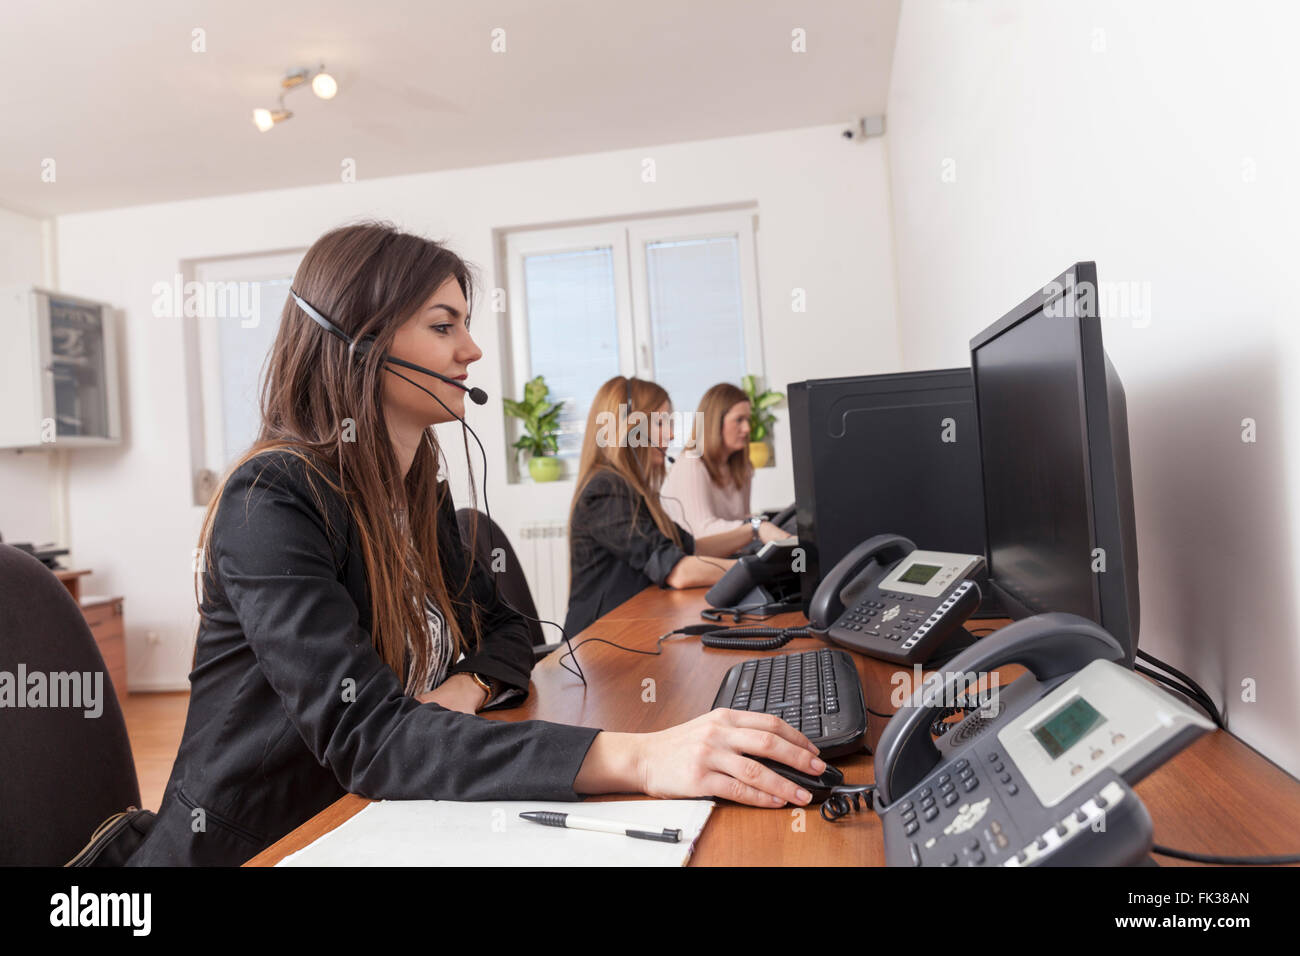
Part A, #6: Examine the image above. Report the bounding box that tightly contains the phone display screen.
[1032,697,1106,759]
[899,562,941,585]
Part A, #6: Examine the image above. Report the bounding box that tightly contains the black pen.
[519,811,681,843]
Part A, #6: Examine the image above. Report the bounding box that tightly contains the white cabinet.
[0,287,122,449]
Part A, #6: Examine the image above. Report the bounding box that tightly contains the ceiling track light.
[252,63,337,132]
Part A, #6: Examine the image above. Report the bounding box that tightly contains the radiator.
[517,521,569,632]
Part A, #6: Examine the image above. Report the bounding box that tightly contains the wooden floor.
[120,691,190,811]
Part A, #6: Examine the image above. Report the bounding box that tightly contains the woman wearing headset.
[659,382,787,549]
[564,376,759,637]
[127,223,823,866]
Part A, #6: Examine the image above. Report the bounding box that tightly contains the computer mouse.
[752,756,845,804]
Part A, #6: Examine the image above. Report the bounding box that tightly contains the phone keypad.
[833,581,975,659]
[886,752,1031,866]
[1003,781,1125,867]
[899,581,975,653]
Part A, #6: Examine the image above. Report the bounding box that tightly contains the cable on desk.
[556,629,688,675]
[559,621,823,670]
[700,599,802,624]
[1152,845,1300,865]
[929,705,971,738]
[698,624,815,651]
[1136,649,1223,727]
[820,785,876,822]
[1135,664,1223,728]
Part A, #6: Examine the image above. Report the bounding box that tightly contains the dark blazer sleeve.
[209,455,600,801]
[575,471,694,587]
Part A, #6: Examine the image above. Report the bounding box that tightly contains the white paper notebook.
[276,798,715,867]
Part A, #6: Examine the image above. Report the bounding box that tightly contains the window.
[186,250,304,504]
[519,246,623,458]
[502,208,763,479]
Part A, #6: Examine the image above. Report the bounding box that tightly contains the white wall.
[887,0,1300,775]
[0,207,57,548]
[55,123,900,690]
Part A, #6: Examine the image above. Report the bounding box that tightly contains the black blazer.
[563,468,694,638]
[127,450,600,866]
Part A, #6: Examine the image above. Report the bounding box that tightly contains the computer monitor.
[970,262,1140,667]
[788,368,996,616]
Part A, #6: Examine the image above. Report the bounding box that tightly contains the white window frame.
[501,207,762,482]
[626,210,765,383]
[504,224,635,452]
[187,250,304,505]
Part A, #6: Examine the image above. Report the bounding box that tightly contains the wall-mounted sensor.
[842,116,885,141]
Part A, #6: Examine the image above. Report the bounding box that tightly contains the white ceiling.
[0,0,901,218]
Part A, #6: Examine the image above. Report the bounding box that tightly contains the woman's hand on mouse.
[574,709,825,807]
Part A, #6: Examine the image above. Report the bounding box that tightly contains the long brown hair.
[196,221,482,694]
[691,382,752,491]
[569,375,683,550]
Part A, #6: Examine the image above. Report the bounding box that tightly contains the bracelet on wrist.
[467,672,496,709]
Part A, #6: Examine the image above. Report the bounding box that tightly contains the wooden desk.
[247,587,1300,866]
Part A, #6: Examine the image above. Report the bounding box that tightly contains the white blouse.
[659,453,752,539]
[404,599,452,695]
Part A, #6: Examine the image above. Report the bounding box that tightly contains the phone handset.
[872,612,1125,805]
[807,534,916,630]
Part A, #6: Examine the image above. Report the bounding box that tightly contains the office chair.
[0,545,141,865]
[454,509,561,658]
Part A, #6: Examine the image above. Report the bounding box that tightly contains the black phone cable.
[1138,662,1220,722]
[1137,649,1224,727]
[555,621,811,670]
[700,599,801,624]
[555,629,689,672]
[1152,845,1300,865]
[1134,664,1223,729]
[699,624,814,651]
[820,784,876,821]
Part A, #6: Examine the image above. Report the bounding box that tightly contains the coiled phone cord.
[820,784,876,822]
[698,624,813,651]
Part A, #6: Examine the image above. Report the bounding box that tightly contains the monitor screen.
[973,307,1097,619]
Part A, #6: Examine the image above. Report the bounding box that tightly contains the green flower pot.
[528,455,563,482]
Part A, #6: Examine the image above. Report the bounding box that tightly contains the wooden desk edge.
[245,794,372,866]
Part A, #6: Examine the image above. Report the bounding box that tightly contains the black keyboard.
[711,648,868,759]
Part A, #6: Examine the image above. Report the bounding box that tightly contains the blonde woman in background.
[660,382,788,552]
[565,376,771,636]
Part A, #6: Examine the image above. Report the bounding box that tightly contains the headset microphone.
[290,289,488,405]
[375,351,489,406]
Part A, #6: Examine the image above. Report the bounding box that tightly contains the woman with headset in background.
[127,224,825,866]
[564,376,760,637]
[659,382,788,551]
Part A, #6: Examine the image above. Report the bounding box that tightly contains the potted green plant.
[741,373,783,469]
[504,375,565,482]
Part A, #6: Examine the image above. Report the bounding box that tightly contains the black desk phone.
[707,503,800,612]
[874,613,1214,867]
[808,534,985,664]
[706,538,801,612]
